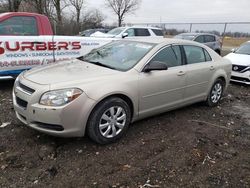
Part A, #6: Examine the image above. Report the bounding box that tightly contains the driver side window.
[125,29,135,37]
[195,35,205,43]
[149,46,182,68]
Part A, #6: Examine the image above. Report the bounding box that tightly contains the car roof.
[125,37,199,45]
[178,32,218,36]
[122,26,163,30]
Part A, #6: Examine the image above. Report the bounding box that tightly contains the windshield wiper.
[83,59,117,70]
[96,51,104,57]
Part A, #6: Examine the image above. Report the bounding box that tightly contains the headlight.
[40,88,83,106]
[14,75,20,84]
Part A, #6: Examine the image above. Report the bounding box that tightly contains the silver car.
[174,33,222,55]
[13,38,231,144]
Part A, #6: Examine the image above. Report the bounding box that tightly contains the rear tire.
[87,97,131,144]
[206,79,224,107]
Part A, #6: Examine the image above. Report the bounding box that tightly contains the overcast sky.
[87,0,250,24]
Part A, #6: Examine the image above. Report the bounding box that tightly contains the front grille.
[231,76,250,83]
[35,122,64,131]
[17,81,35,94]
[16,97,28,109]
[232,65,250,73]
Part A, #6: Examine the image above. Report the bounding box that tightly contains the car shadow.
[0,78,15,90]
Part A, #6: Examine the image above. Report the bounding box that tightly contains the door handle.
[177,71,186,76]
[210,66,215,70]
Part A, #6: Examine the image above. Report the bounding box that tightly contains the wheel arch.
[86,93,135,129]
[206,71,228,97]
[216,76,226,86]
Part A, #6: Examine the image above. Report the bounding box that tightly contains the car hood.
[224,53,250,66]
[23,59,119,85]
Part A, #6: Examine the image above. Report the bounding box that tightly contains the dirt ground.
[0,80,249,188]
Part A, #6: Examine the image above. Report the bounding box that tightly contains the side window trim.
[180,45,187,65]
[171,44,185,66]
[203,49,207,61]
[203,48,213,62]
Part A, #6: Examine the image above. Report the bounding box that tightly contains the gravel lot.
[0,80,249,188]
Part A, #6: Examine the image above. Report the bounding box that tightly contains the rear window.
[0,16,38,36]
[152,29,163,36]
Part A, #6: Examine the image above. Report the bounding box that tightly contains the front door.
[138,45,186,118]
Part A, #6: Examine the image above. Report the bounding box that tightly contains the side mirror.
[122,33,128,38]
[231,48,237,53]
[143,61,168,73]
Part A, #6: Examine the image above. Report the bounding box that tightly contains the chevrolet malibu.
[13,39,232,144]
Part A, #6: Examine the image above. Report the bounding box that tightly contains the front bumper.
[231,71,250,85]
[13,77,96,137]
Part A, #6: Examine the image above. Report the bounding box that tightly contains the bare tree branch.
[51,0,69,34]
[2,0,23,12]
[105,0,141,26]
[68,0,85,32]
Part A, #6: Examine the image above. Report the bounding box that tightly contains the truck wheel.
[87,97,131,144]
[206,79,224,107]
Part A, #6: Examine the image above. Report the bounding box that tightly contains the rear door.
[182,45,214,102]
[204,35,216,50]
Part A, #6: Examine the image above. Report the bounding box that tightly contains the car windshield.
[107,27,125,35]
[235,42,250,55]
[80,41,155,71]
[174,34,196,41]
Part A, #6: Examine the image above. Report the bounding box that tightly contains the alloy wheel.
[211,83,222,103]
[99,106,127,138]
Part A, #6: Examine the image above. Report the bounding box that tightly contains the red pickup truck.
[0,12,113,77]
[0,12,53,35]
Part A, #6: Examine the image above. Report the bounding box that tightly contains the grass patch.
[223,37,250,47]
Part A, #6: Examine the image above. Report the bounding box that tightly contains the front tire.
[87,97,131,144]
[206,79,224,107]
